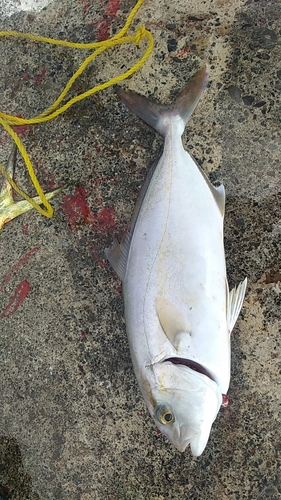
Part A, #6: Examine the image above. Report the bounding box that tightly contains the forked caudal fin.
[116,64,209,137]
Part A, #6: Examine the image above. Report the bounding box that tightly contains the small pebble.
[227,85,242,103]
[166,23,176,30]
[167,39,178,52]
[236,218,245,226]
[253,101,266,108]
[242,95,255,106]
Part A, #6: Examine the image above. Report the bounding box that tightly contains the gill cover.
[151,362,222,456]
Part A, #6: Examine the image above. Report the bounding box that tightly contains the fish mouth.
[164,357,215,383]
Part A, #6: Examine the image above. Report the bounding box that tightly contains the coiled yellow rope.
[0,0,154,217]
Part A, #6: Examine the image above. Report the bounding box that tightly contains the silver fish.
[106,65,247,456]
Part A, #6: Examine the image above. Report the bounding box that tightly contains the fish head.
[149,362,222,456]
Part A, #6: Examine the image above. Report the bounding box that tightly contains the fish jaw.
[148,362,222,456]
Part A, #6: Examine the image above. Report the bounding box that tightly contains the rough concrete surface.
[0,0,280,498]
[0,1,52,18]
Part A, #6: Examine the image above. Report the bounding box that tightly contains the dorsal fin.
[191,154,225,216]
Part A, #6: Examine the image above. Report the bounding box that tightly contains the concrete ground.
[0,0,280,498]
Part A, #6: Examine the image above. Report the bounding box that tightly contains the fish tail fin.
[116,64,209,137]
[173,64,209,130]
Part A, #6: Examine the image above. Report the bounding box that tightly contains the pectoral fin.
[227,278,247,332]
[155,297,191,348]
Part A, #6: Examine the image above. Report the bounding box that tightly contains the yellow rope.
[0,0,153,218]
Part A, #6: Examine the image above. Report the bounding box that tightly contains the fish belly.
[124,136,230,394]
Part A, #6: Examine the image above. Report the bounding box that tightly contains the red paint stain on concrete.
[12,114,32,136]
[21,222,29,235]
[0,280,30,318]
[106,0,119,16]
[82,2,91,13]
[98,0,120,41]
[35,67,47,84]
[14,247,40,272]
[61,187,120,269]
[61,187,93,229]
[78,0,91,13]
[0,246,40,291]
[98,19,110,41]
[175,47,190,58]
[41,166,57,190]
[61,187,118,232]
[93,207,116,232]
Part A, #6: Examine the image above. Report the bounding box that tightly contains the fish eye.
[156,405,175,425]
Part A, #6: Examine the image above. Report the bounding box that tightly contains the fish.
[105,64,247,456]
